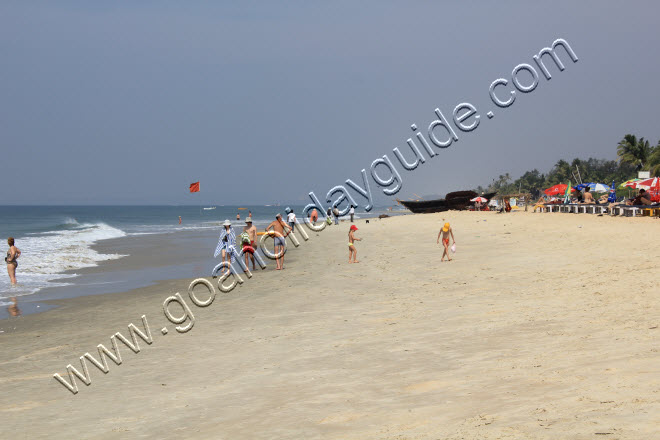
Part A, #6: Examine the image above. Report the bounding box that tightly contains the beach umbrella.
[607,181,617,203]
[544,183,574,196]
[620,178,642,188]
[564,181,573,203]
[588,183,612,192]
[575,182,611,192]
[634,177,659,189]
[648,178,660,202]
[470,196,488,202]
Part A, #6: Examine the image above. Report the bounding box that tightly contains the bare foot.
[353,260,359,263]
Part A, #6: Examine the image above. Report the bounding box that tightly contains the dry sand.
[0,211,658,439]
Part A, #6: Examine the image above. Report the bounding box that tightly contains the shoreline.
[1,212,404,319]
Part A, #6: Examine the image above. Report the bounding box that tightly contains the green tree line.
[476,134,660,197]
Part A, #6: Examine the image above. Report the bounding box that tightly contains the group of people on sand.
[213,209,458,270]
[214,213,293,273]
[535,187,656,211]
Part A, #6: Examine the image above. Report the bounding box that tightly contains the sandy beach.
[1,211,658,439]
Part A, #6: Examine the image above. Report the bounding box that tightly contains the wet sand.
[1,212,658,439]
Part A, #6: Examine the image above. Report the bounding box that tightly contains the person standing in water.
[437,222,456,262]
[6,237,21,286]
[178,216,182,224]
[348,225,361,263]
[236,212,241,221]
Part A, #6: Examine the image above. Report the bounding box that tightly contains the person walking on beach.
[242,218,257,271]
[214,220,237,275]
[310,208,318,224]
[332,206,340,225]
[348,225,361,263]
[437,223,455,262]
[6,237,21,286]
[326,207,332,225]
[287,210,296,232]
[265,214,292,270]
[349,205,355,222]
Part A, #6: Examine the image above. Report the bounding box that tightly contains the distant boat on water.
[203,207,216,210]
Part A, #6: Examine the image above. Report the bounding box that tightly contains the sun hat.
[245,218,252,224]
[442,222,450,232]
[223,219,231,226]
[350,225,358,231]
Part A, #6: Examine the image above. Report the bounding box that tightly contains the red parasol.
[544,184,575,196]
[640,177,660,202]
[634,177,659,189]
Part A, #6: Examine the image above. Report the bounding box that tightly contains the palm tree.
[648,141,660,176]
[617,134,652,170]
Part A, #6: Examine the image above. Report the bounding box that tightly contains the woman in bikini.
[348,225,361,263]
[6,237,21,286]
[437,223,456,262]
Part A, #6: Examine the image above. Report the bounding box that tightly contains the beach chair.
[585,204,600,214]
[622,206,641,217]
[637,205,660,217]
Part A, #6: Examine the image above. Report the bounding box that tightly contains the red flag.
[189,182,200,193]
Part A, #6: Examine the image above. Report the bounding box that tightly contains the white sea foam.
[0,222,127,298]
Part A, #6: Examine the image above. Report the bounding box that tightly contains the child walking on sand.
[348,225,361,263]
[437,222,455,262]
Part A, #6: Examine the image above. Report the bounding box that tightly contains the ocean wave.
[126,224,221,236]
[0,222,127,297]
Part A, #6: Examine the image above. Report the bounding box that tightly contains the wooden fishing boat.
[397,191,497,213]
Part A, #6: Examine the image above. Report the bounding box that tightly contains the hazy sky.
[2,1,659,205]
